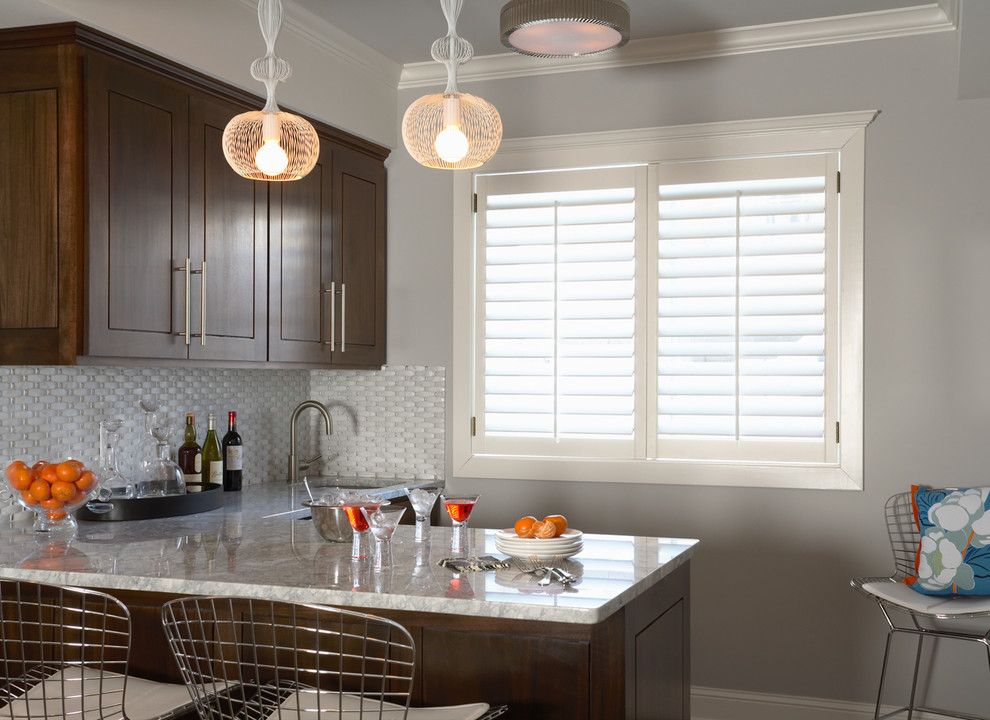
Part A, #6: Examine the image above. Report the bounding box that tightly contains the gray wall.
[388,30,990,709]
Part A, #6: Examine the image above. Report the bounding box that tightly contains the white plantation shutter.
[655,155,838,463]
[475,167,644,457]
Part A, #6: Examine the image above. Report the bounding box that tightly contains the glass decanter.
[136,414,185,497]
[138,398,163,479]
[99,418,133,499]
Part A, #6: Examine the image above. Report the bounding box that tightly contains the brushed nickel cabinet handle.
[199,260,206,347]
[173,257,191,345]
[341,282,346,353]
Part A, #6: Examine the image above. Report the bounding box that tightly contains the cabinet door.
[86,52,189,359]
[188,95,267,362]
[0,44,82,365]
[331,145,386,368]
[268,141,333,364]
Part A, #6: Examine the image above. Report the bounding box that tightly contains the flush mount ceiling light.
[402,0,502,170]
[222,0,319,181]
[500,0,630,57]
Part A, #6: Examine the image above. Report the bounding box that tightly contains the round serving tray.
[76,483,224,522]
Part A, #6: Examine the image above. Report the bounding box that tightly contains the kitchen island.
[0,485,697,720]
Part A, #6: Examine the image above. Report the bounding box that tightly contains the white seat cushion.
[862,580,990,616]
[274,688,490,720]
[2,666,193,720]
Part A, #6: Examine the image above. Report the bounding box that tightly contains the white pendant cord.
[251,0,292,114]
[431,0,473,95]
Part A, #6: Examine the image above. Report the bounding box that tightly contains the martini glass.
[441,494,479,556]
[406,486,440,542]
[362,504,406,570]
[342,499,389,561]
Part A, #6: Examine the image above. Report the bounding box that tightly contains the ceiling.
[295,0,935,64]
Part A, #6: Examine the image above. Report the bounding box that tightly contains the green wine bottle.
[202,413,223,487]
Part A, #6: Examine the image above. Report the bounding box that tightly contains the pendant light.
[500,0,630,58]
[222,0,319,181]
[402,0,502,170]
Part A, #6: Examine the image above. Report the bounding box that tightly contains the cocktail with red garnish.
[441,494,479,555]
[341,498,389,561]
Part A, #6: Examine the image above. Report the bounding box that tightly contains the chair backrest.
[161,596,416,720]
[0,579,131,720]
[885,491,920,580]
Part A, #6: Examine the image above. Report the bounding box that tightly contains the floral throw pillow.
[906,485,990,595]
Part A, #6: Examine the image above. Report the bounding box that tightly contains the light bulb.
[434,125,469,163]
[255,139,289,176]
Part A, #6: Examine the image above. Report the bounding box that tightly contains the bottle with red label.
[221,411,243,492]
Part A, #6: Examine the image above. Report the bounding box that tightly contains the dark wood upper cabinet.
[0,44,83,364]
[331,145,387,368]
[188,94,268,362]
[86,52,189,360]
[0,24,389,368]
[268,142,334,364]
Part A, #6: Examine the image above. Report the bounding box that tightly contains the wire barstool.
[161,596,506,720]
[0,579,194,720]
[852,491,990,720]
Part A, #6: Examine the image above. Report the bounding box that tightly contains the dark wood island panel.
[103,563,690,720]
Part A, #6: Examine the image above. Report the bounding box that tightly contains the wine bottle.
[177,413,202,492]
[222,411,243,492]
[202,413,223,487]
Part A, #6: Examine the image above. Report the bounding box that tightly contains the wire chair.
[851,491,990,720]
[0,579,194,720]
[161,596,506,720]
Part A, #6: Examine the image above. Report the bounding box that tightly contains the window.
[476,168,643,459]
[453,112,870,489]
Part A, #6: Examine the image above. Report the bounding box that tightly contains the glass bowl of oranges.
[4,458,109,535]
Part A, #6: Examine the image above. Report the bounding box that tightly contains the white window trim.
[452,110,876,490]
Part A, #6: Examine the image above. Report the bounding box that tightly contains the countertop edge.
[0,543,697,625]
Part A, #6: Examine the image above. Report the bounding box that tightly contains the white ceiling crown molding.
[495,109,881,155]
[399,1,957,89]
[232,0,401,92]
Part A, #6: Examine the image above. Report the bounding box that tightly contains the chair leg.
[906,634,924,720]
[874,631,894,720]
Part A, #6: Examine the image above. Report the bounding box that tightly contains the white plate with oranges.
[494,515,583,560]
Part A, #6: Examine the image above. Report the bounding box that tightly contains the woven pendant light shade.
[223,0,319,181]
[222,110,319,181]
[402,92,502,170]
[403,0,502,170]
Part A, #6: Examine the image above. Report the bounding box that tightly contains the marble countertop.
[0,484,698,624]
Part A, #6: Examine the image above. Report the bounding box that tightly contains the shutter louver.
[658,175,828,446]
[482,179,637,442]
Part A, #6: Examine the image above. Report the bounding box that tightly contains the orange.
[39,464,59,485]
[30,460,49,477]
[65,459,85,473]
[55,462,81,485]
[532,520,557,539]
[514,515,537,538]
[47,510,67,521]
[40,498,63,511]
[75,471,96,492]
[5,460,27,482]
[71,488,88,504]
[542,514,568,537]
[8,466,32,492]
[19,490,37,506]
[51,481,76,503]
[28,479,51,503]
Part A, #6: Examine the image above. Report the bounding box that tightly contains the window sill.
[455,454,862,491]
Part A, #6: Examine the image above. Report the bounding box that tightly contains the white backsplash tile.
[309,366,445,481]
[0,365,445,521]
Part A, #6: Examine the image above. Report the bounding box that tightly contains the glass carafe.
[99,418,133,499]
[137,441,186,498]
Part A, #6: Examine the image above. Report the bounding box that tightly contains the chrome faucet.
[288,400,333,483]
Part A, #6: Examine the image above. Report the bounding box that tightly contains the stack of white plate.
[494,528,583,560]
